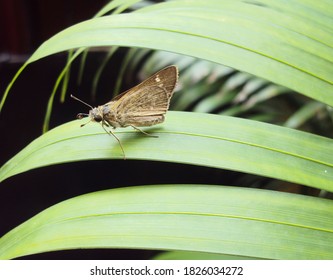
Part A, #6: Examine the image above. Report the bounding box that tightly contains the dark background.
[0,0,240,259]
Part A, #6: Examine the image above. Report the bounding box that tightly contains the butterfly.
[71,65,178,159]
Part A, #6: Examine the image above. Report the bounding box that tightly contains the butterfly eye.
[94,115,103,122]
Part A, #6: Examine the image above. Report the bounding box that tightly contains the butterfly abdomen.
[124,115,165,127]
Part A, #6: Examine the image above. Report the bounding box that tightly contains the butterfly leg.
[101,123,126,160]
[130,125,158,138]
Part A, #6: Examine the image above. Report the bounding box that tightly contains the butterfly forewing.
[107,65,178,127]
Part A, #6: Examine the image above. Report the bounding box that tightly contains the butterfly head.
[89,107,104,123]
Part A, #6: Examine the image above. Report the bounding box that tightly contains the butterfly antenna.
[71,94,93,109]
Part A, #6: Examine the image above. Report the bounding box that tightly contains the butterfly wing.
[107,65,178,127]
[113,65,178,101]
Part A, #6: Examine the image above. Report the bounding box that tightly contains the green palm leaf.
[1,0,333,109]
[1,185,332,260]
[1,112,332,191]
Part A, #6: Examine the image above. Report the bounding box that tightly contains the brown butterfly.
[71,65,178,159]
